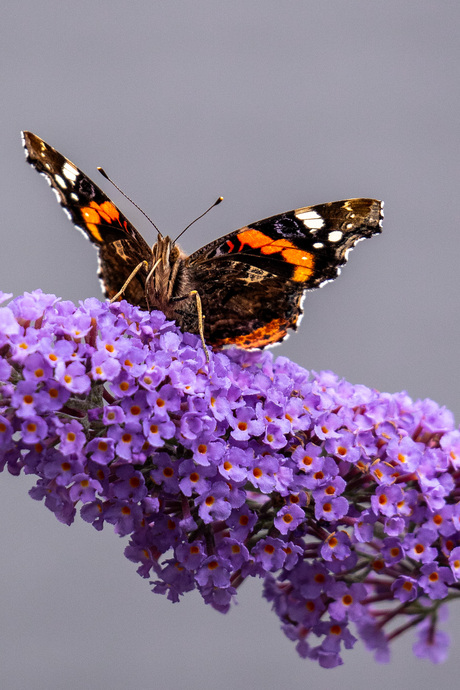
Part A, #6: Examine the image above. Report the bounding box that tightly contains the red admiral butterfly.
[22,131,383,350]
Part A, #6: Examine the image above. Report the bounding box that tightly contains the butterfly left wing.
[187,199,383,348]
[22,131,152,306]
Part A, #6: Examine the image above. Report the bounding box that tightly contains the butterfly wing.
[187,260,305,348]
[22,131,152,306]
[188,199,383,348]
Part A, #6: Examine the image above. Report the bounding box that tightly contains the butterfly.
[22,131,383,350]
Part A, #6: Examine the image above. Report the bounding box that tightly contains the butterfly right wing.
[22,131,152,305]
[186,199,383,348]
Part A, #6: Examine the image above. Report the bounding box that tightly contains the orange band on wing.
[260,238,296,254]
[81,207,103,241]
[214,318,289,349]
[90,200,120,223]
[81,201,121,243]
[236,229,314,282]
[282,249,314,282]
[236,229,270,249]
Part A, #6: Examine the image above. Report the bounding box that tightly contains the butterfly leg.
[109,260,149,303]
[172,290,209,363]
[189,290,209,363]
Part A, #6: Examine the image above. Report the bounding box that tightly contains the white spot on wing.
[313,242,324,249]
[295,209,325,230]
[328,230,343,243]
[54,174,67,189]
[62,161,78,182]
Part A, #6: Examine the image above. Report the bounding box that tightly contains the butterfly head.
[143,234,186,310]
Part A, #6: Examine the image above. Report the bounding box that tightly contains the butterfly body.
[22,131,383,349]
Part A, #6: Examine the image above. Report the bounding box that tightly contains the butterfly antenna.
[97,166,162,237]
[173,196,223,245]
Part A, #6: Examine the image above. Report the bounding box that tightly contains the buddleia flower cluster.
[1,290,459,668]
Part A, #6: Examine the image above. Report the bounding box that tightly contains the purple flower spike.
[1,291,460,669]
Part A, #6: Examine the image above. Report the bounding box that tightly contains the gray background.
[1,1,459,688]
